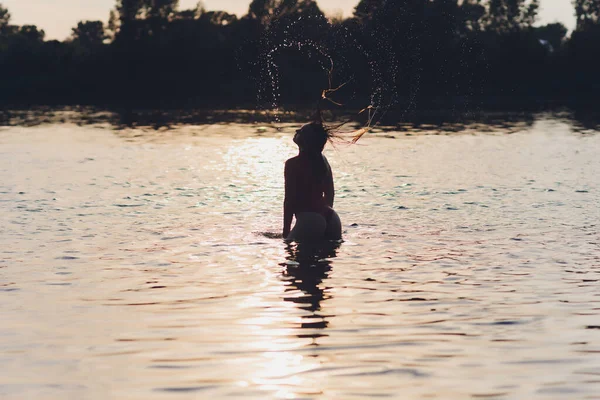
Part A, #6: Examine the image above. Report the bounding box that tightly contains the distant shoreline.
[0,103,598,129]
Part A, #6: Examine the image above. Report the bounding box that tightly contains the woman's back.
[285,153,332,215]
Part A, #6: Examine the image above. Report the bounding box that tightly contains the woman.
[283,119,342,241]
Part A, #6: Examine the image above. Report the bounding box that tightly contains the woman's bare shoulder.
[284,156,301,175]
[285,156,301,166]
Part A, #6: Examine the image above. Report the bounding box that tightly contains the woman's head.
[294,122,328,153]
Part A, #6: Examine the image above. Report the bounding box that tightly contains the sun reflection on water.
[236,241,341,398]
[223,136,292,191]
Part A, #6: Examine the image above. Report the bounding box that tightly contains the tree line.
[0,0,598,113]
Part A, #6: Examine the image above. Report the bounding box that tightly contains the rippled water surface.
[1,113,599,399]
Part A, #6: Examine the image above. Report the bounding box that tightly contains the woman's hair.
[295,112,331,182]
[309,107,369,146]
[303,122,329,153]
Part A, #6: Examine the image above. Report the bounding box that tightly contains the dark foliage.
[0,0,598,113]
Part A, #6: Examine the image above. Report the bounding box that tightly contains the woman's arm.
[323,156,334,207]
[283,160,295,238]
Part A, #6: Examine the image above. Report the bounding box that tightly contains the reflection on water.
[1,107,599,136]
[1,112,599,399]
[282,241,340,336]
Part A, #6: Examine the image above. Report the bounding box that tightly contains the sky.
[2,0,577,41]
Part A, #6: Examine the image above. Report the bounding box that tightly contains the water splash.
[250,11,405,131]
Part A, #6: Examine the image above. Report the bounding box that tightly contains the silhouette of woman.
[283,115,342,241]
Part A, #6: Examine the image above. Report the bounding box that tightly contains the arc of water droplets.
[252,11,418,134]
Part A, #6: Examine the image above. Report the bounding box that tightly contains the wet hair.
[306,107,367,147]
[294,119,331,182]
[302,122,329,153]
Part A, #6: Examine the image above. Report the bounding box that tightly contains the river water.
[1,111,599,399]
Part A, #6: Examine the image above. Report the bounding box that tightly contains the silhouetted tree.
[107,9,119,39]
[353,0,385,24]
[0,3,9,30]
[574,0,600,29]
[483,0,539,33]
[201,11,237,26]
[112,0,178,40]
[0,0,598,110]
[71,21,108,48]
[114,0,145,32]
[247,0,324,26]
[248,0,275,22]
[115,0,145,22]
[460,0,486,32]
[173,2,204,20]
[567,0,600,106]
[17,25,45,42]
[146,0,179,19]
